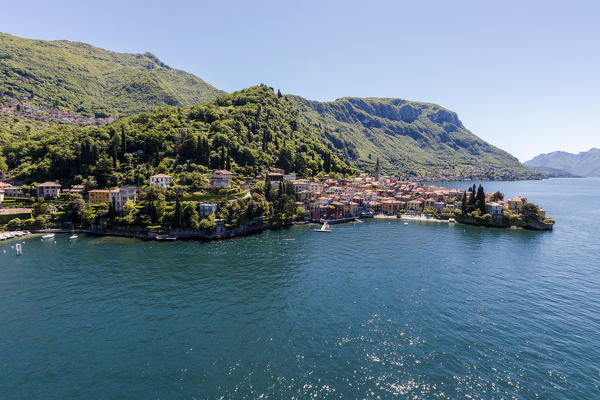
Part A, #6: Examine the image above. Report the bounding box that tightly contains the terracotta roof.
[36,182,60,187]
[213,170,233,175]
[150,174,172,178]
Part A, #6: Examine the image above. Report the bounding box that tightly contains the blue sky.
[1,0,598,161]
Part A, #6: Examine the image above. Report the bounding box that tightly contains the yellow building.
[88,189,110,203]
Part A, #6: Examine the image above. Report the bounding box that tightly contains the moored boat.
[314,221,331,232]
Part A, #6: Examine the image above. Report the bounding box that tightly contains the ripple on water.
[1,178,600,399]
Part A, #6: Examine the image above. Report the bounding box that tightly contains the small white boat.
[69,234,78,240]
[6,232,15,238]
[42,233,55,240]
[314,222,331,232]
[404,222,409,226]
[0,234,6,241]
[448,218,456,223]
[16,243,22,256]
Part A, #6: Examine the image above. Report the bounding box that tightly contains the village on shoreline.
[0,159,555,242]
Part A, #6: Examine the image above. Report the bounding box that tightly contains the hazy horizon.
[1,0,598,162]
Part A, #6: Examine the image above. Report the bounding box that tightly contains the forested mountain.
[292,96,538,180]
[0,32,539,180]
[1,85,352,186]
[525,149,600,177]
[0,32,224,117]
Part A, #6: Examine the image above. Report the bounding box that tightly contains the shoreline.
[7,212,551,245]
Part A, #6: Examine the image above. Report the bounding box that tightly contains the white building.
[198,203,217,219]
[36,182,61,199]
[150,174,172,189]
[211,170,233,188]
[4,186,23,197]
[487,202,503,216]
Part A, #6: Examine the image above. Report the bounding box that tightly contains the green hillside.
[0,32,224,117]
[1,85,352,186]
[292,96,538,180]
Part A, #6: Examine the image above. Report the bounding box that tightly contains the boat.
[69,234,78,240]
[155,235,176,241]
[15,243,22,256]
[314,221,331,232]
[448,218,456,223]
[41,225,55,240]
[0,234,6,241]
[404,222,409,226]
[360,211,374,218]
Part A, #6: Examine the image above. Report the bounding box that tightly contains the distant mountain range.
[525,149,600,177]
[0,32,540,180]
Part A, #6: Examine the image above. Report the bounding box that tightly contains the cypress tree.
[174,196,182,229]
[468,185,476,206]
[476,184,486,214]
[121,125,127,156]
[219,147,226,170]
[264,173,272,202]
[461,191,467,214]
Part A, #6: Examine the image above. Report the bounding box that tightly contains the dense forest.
[1,85,353,189]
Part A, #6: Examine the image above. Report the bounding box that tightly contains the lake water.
[1,178,599,399]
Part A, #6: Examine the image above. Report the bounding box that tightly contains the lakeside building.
[508,197,527,213]
[198,203,218,219]
[35,182,61,199]
[88,187,138,211]
[210,170,233,188]
[0,189,4,204]
[3,185,23,197]
[374,158,381,182]
[487,202,503,216]
[150,174,172,189]
[112,186,138,211]
[64,184,85,194]
[88,189,110,203]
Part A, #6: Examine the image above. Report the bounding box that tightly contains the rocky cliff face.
[292,95,537,180]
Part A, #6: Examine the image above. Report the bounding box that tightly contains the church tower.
[374,157,381,181]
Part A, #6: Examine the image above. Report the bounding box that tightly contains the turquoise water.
[1,178,599,399]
